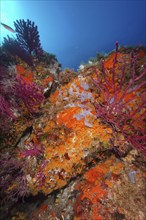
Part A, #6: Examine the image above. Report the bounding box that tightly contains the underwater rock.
[0,45,146,220]
[6,153,146,220]
[17,70,116,196]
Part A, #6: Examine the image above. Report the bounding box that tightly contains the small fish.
[1,22,15,33]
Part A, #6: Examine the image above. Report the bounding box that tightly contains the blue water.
[1,0,146,70]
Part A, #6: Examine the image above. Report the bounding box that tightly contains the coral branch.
[3,36,33,66]
[94,42,146,156]
[16,75,44,113]
[14,19,43,58]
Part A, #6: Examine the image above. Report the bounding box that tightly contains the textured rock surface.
[5,152,146,220]
[16,70,115,196]
[1,46,146,220]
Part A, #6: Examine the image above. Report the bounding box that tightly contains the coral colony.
[93,42,146,156]
[0,19,146,219]
[14,19,43,57]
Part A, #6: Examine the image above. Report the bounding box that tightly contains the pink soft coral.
[94,42,146,156]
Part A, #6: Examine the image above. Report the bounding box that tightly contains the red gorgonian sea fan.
[93,42,146,156]
[0,65,17,131]
[16,75,44,114]
[0,65,44,132]
[0,153,30,205]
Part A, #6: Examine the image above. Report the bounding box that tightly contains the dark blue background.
[1,0,146,70]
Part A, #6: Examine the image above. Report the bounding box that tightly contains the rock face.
[0,45,146,220]
[23,72,114,196]
[4,153,146,220]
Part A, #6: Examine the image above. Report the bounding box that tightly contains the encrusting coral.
[27,96,113,195]
[73,154,146,220]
